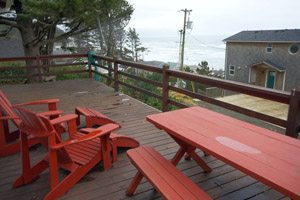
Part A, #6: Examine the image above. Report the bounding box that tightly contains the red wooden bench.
[126,146,212,200]
[76,106,139,162]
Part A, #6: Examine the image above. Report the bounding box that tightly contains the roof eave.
[251,61,286,72]
[224,40,300,43]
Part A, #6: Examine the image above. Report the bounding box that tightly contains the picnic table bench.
[126,146,212,200]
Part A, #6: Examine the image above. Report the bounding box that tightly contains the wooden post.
[36,55,43,83]
[162,64,170,112]
[88,62,92,78]
[286,88,300,138]
[113,58,119,92]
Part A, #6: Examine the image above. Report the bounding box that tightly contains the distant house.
[0,27,24,58]
[223,29,300,91]
[0,38,24,58]
[0,26,72,58]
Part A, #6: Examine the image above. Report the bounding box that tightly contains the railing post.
[162,64,170,112]
[286,88,300,138]
[113,57,119,92]
[36,55,43,83]
[87,51,95,79]
[88,62,92,78]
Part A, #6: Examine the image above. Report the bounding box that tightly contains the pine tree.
[0,0,133,82]
[124,28,147,61]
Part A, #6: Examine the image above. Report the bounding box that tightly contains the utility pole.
[180,9,192,71]
[178,30,183,63]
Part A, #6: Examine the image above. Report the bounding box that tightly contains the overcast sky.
[127,0,300,37]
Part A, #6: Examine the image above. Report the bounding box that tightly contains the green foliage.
[119,70,162,110]
[1,0,133,82]
[117,69,187,111]
[0,62,88,84]
[51,65,89,80]
[196,61,212,76]
[124,27,147,61]
[177,61,213,93]
[21,0,101,27]
[0,61,26,84]
[98,0,134,57]
[182,65,194,91]
[2,0,133,56]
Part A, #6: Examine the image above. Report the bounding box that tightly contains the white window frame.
[229,65,235,76]
[288,43,299,55]
[266,43,273,53]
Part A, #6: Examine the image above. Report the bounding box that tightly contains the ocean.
[140,34,226,70]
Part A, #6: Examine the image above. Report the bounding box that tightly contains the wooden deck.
[0,79,289,200]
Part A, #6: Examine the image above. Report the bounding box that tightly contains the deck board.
[0,79,288,200]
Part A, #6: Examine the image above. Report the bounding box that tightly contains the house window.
[266,43,272,53]
[229,65,235,76]
[289,44,299,55]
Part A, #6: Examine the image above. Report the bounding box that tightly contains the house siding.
[225,42,300,91]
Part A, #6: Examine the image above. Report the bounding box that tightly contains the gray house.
[223,29,300,91]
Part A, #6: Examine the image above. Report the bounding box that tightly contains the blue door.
[266,71,276,89]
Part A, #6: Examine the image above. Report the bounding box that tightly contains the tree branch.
[42,25,94,45]
[0,26,13,37]
[0,18,19,28]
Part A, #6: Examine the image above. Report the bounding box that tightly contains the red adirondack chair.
[13,107,120,200]
[0,90,63,157]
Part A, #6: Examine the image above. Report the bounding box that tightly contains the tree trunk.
[17,19,41,83]
[42,25,56,73]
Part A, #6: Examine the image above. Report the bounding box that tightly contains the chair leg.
[109,133,140,162]
[112,143,118,162]
[0,142,20,158]
[0,118,6,147]
[75,109,81,126]
[101,135,112,170]
[13,159,48,188]
[126,171,143,196]
[0,137,39,158]
[44,157,99,200]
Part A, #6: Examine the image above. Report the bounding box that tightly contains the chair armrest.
[0,116,19,120]
[38,110,64,117]
[51,123,120,150]
[14,98,59,107]
[50,114,78,125]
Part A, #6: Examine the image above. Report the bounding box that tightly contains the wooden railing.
[0,54,299,138]
[0,54,89,82]
[92,55,300,138]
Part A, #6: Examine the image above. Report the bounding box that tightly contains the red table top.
[147,106,300,200]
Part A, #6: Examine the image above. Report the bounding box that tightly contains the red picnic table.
[147,106,300,200]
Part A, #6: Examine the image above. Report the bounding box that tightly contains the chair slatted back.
[0,90,22,126]
[14,107,51,138]
[14,107,73,164]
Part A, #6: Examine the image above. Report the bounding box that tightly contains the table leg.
[187,148,212,173]
[170,135,212,173]
[171,146,186,165]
